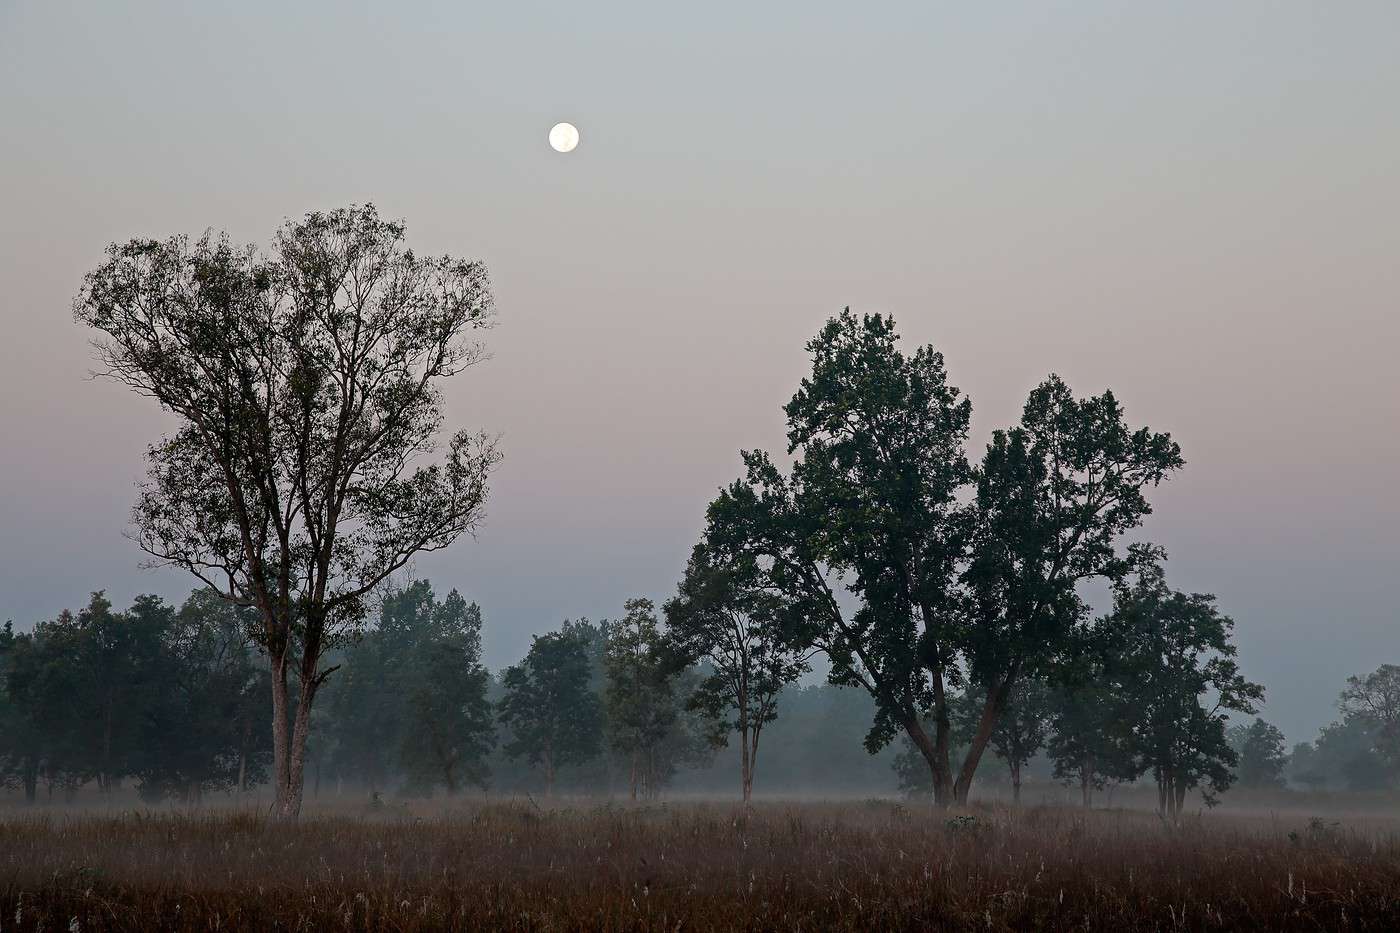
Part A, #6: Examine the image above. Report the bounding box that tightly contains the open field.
[2,798,1399,931]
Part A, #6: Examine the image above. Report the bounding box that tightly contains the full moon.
[548,122,580,153]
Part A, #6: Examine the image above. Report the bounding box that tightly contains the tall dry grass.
[1,799,1397,930]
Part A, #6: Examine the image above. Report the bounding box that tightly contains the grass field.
[2,797,1398,931]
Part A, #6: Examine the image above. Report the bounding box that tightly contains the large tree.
[956,378,1182,803]
[74,205,499,818]
[664,544,811,802]
[705,310,973,805]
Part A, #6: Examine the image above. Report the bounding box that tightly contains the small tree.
[954,678,1054,804]
[1230,719,1288,789]
[498,623,603,796]
[398,592,495,795]
[604,598,683,799]
[1340,664,1400,768]
[664,544,811,802]
[75,205,499,819]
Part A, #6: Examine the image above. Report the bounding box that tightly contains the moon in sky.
[548,122,580,153]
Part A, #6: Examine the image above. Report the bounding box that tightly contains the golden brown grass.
[1,799,1398,930]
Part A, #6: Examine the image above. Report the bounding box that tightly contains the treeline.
[0,591,267,803]
[3,577,1395,807]
[0,583,897,802]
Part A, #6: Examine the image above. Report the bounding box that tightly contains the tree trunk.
[953,668,1018,805]
[270,650,294,817]
[1010,760,1022,805]
[904,714,953,807]
[270,654,316,821]
[22,758,37,804]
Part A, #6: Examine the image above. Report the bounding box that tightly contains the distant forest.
[1,582,1394,807]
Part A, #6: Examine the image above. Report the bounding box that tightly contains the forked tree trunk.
[953,669,1017,806]
[905,713,954,807]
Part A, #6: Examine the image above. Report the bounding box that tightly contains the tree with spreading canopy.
[1339,664,1400,770]
[704,310,973,805]
[73,205,499,819]
[956,378,1182,804]
[703,309,1180,806]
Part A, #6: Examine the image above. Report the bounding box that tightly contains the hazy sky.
[2,1,1396,744]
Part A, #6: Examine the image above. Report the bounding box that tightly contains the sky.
[1,1,1396,744]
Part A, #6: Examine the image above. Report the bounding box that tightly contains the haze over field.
[1,0,1397,747]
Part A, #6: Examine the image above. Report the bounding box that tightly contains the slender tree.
[74,205,499,818]
[604,598,683,799]
[664,544,811,802]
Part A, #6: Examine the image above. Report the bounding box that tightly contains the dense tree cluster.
[0,591,267,803]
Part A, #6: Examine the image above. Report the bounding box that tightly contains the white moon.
[548,122,579,153]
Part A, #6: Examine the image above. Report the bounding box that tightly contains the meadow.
[2,795,1398,931]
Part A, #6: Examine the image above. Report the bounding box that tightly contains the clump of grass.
[0,800,1397,930]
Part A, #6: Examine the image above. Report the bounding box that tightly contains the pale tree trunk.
[281,678,316,819]
[270,651,293,816]
[269,651,317,821]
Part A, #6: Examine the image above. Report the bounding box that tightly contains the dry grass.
[2,799,1398,930]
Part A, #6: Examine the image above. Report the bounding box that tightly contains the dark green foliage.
[134,590,270,802]
[704,310,973,805]
[1340,664,1400,767]
[320,581,495,797]
[1106,555,1263,816]
[1228,719,1289,789]
[497,621,604,794]
[1045,618,1140,806]
[0,590,269,803]
[957,377,1182,803]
